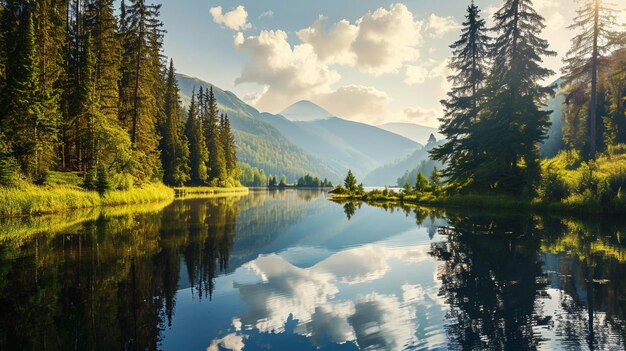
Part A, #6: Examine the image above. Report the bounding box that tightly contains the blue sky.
[158,0,623,127]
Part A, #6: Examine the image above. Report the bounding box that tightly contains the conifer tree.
[562,0,617,157]
[430,1,490,189]
[220,113,238,180]
[160,59,190,186]
[2,5,56,180]
[184,90,208,184]
[344,170,357,192]
[205,86,226,184]
[473,0,556,193]
[85,0,121,125]
[119,0,164,182]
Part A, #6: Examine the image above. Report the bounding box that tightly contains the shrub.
[538,168,569,202]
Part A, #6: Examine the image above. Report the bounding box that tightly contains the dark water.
[1,190,626,350]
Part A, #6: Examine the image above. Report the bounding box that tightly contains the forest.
[0,0,239,195]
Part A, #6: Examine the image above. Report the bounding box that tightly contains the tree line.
[431,0,625,195]
[0,0,238,189]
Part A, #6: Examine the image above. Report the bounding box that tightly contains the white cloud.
[207,333,246,351]
[297,4,423,75]
[314,85,390,124]
[351,3,423,75]
[234,30,340,112]
[210,5,251,31]
[424,14,460,38]
[404,64,430,85]
[259,10,274,19]
[297,16,358,65]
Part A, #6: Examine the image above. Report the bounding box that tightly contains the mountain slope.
[279,100,333,121]
[378,122,442,145]
[261,111,421,178]
[176,73,341,181]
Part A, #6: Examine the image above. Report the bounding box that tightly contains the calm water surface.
[1,190,626,350]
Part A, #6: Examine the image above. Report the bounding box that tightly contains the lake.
[1,189,625,350]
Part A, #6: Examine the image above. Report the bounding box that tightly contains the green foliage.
[83,167,96,191]
[296,174,331,188]
[96,165,110,195]
[160,60,190,186]
[537,168,569,202]
[344,170,358,192]
[239,162,267,187]
[415,173,430,193]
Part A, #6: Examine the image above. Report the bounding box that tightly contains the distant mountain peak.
[279,100,333,122]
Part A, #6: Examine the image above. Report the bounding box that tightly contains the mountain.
[279,100,333,121]
[262,113,421,179]
[378,122,442,145]
[176,73,342,181]
[363,136,443,186]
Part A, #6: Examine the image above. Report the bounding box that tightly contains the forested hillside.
[176,74,341,182]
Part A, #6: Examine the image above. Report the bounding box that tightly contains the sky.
[159,0,625,127]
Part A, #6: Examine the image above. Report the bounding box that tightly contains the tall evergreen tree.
[430,1,490,190]
[472,0,556,194]
[160,59,189,186]
[184,90,208,184]
[2,4,57,180]
[119,0,164,182]
[85,0,121,125]
[562,0,617,157]
[220,113,237,180]
[205,86,226,184]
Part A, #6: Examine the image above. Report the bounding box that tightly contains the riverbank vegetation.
[331,0,626,214]
[0,1,244,216]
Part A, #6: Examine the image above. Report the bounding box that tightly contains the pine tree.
[562,0,617,157]
[430,1,490,190]
[184,90,208,184]
[344,170,357,192]
[160,59,190,186]
[2,4,56,180]
[205,86,226,184]
[473,0,556,194]
[85,0,121,126]
[220,113,238,181]
[119,0,164,182]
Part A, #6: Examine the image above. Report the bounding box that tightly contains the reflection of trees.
[430,212,626,350]
[0,196,241,350]
[430,214,546,350]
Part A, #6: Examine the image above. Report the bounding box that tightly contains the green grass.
[0,182,175,217]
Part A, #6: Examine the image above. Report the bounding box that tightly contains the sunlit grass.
[0,182,175,217]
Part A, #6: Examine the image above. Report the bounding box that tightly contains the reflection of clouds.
[206,333,246,351]
[239,255,338,333]
[349,293,417,350]
[218,243,442,350]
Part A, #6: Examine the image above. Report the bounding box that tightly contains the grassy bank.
[330,190,626,215]
[173,186,249,198]
[0,182,175,217]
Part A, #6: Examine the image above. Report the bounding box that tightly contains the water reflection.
[1,191,626,350]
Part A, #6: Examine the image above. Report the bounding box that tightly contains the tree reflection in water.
[430,211,626,350]
[2,193,626,350]
[0,196,242,350]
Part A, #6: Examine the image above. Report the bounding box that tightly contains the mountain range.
[176,73,567,186]
[176,73,433,183]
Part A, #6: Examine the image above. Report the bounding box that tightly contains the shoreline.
[0,183,250,218]
[329,192,623,215]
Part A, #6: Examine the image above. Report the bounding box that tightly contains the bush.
[538,168,569,202]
